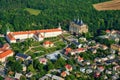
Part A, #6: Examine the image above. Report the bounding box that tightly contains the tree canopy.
[0,0,119,36]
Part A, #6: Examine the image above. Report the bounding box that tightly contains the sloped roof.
[0,49,13,58]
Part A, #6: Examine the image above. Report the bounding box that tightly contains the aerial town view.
[0,0,120,80]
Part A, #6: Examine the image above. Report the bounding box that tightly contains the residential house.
[101,57,108,62]
[98,66,105,72]
[65,48,72,55]
[14,73,22,80]
[107,54,115,59]
[111,44,120,51]
[43,41,54,48]
[71,48,85,55]
[39,58,48,65]
[94,71,101,78]
[86,69,93,74]
[22,64,27,72]
[79,37,87,42]
[90,48,97,54]
[105,70,112,74]
[39,74,64,80]
[65,64,72,71]
[113,65,120,71]
[0,43,14,62]
[106,30,111,34]
[26,72,33,78]
[4,77,16,80]
[61,71,67,77]
[46,51,61,60]
[112,74,119,80]
[100,45,108,50]
[80,67,86,73]
[77,56,84,62]
[94,57,102,62]
[83,60,91,65]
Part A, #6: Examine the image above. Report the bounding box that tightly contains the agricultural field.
[93,0,120,11]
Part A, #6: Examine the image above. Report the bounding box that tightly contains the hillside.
[0,0,120,36]
[93,0,120,11]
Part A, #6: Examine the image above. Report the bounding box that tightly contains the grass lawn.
[27,40,66,59]
[24,8,41,16]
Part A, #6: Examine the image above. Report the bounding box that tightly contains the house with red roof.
[65,48,72,55]
[106,30,111,33]
[77,56,84,62]
[43,41,54,48]
[0,44,14,62]
[65,64,72,71]
[71,48,85,55]
[98,66,105,72]
[61,71,67,77]
[6,26,62,43]
[39,58,48,65]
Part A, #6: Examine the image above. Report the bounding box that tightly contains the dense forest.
[0,0,120,36]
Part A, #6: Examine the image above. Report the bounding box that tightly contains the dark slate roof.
[72,40,80,46]
[16,53,29,59]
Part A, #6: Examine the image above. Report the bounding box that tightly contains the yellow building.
[111,44,120,51]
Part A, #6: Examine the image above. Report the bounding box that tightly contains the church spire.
[74,18,76,22]
[58,23,61,29]
[77,18,80,24]
[80,19,84,25]
[6,26,10,34]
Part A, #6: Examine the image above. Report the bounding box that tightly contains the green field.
[24,8,41,16]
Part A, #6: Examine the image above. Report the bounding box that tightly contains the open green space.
[24,8,41,16]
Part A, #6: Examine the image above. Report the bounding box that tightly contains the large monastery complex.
[6,26,62,43]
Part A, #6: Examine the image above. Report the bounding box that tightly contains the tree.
[20,75,26,80]
[70,43,76,49]
[30,76,36,80]
[55,57,66,68]
[0,76,3,80]
[6,60,22,73]
[47,61,54,71]
[27,64,35,73]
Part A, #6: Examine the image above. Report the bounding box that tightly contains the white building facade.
[6,26,62,43]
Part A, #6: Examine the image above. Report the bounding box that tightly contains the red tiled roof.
[7,28,62,41]
[66,48,72,52]
[12,28,62,35]
[39,28,62,33]
[7,33,15,40]
[43,41,53,45]
[65,64,72,70]
[77,48,85,51]
[98,66,104,70]
[78,56,84,61]
[61,71,67,77]
[106,30,110,33]
[0,43,10,52]
[0,49,13,58]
